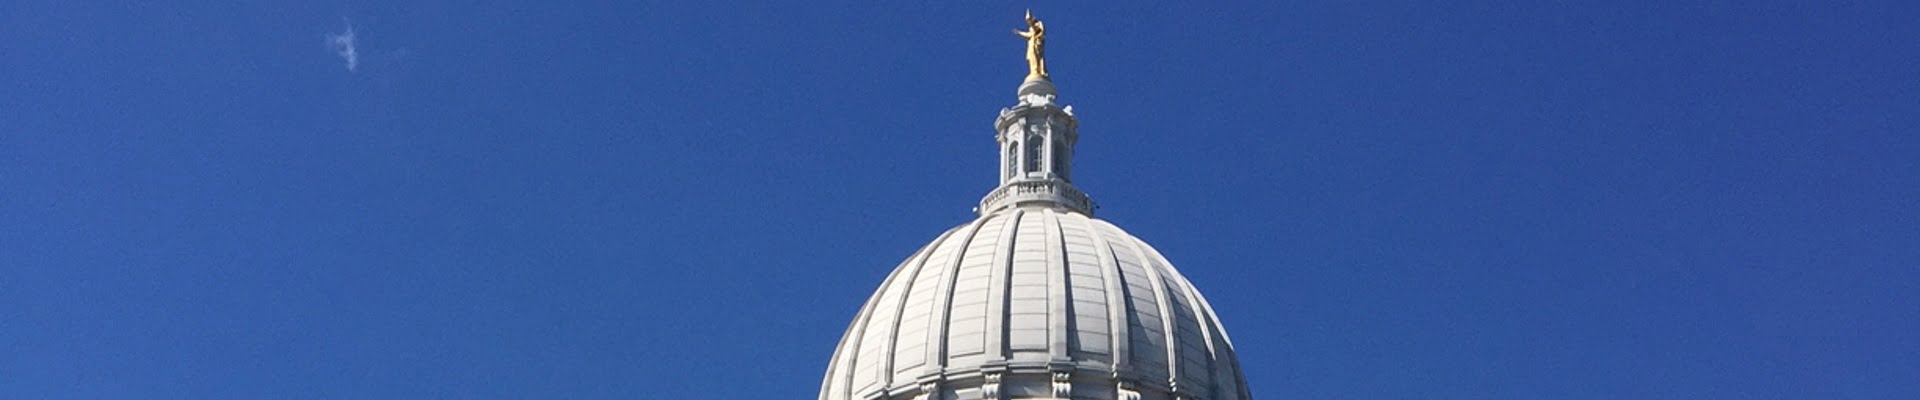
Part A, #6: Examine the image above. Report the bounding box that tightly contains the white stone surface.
[819,206,1251,400]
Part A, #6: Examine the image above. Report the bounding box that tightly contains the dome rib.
[1082,214,1132,375]
[1148,241,1230,399]
[1115,222,1181,391]
[921,214,993,385]
[1043,209,1072,362]
[982,209,1025,363]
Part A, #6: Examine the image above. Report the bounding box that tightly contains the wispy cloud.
[326,19,358,72]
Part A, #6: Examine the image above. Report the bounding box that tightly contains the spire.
[979,13,1092,216]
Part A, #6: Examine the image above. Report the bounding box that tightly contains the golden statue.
[1014,10,1047,81]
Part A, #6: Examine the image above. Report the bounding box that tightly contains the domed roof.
[822,15,1250,399]
[819,207,1250,400]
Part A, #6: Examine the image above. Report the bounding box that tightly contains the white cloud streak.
[326,19,358,72]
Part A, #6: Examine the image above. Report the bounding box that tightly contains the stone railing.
[978,179,1095,216]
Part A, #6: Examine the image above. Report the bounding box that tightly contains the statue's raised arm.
[1015,10,1048,81]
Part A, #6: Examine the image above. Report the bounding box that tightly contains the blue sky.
[3,1,1917,398]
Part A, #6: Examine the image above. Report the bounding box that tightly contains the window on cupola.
[1005,143,1017,181]
[1026,136,1043,175]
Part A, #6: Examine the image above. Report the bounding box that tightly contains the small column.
[1117,379,1143,400]
[916,381,940,400]
[1051,371,1073,398]
[981,372,1004,400]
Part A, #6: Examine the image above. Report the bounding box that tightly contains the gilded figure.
[1014,11,1047,80]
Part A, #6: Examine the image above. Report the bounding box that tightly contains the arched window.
[1026,135,1044,175]
[1005,142,1018,181]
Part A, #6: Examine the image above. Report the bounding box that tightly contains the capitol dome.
[818,207,1252,400]
[818,23,1253,399]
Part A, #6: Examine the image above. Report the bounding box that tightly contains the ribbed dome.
[819,207,1250,400]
